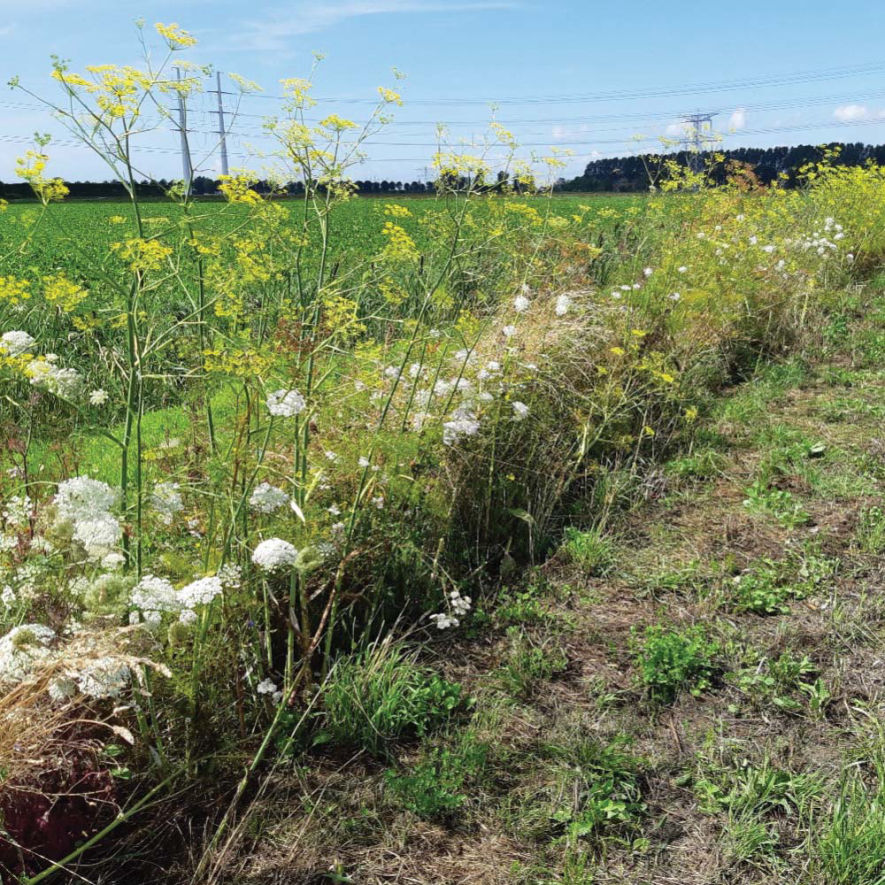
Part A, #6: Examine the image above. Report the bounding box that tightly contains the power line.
[233,60,885,106]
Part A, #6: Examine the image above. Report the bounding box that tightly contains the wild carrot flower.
[555,294,571,316]
[512,401,529,420]
[251,538,298,572]
[267,389,306,417]
[0,330,36,356]
[249,482,289,514]
[150,482,183,525]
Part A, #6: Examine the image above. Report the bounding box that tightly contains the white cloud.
[551,123,590,141]
[238,1,517,49]
[834,103,872,122]
[665,121,690,138]
[728,107,746,130]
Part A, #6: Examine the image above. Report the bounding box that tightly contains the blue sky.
[4,0,885,182]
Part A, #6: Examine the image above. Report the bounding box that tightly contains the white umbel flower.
[89,389,109,405]
[0,330,36,356]
[512,401,529,420]
[513,294,530,313]
[249,482,289,514]
[131,574,180,624]
[0,624,55,683]
[177,576,223,608]
[266,389,305,418]
[555,294,571,316]
[251,538,298,572]
[56,477,119,523]
[150,482,183,526]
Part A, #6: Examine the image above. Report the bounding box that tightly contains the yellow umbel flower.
[154,22,197,48]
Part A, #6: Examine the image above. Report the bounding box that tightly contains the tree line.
[555,142,885,192]
[1,142,883,200]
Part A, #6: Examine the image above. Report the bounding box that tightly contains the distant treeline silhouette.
[1,143,883,200]
[0,175,442,201]
[555,142,885,192]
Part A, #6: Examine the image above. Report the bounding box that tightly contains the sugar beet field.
[3,35,885,885]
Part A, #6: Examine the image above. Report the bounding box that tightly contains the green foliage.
[499,626,569,699]
[384,730,489,821]
[541,735,646,843]
[632,624,719,702]
[318,640,463,755]
[855,505,885,555]
[562,527,617,576]
[742,479,811,527]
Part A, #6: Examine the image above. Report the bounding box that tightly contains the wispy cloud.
[728,107,746,130]
[237,0,517,50]
[833,103,885,123]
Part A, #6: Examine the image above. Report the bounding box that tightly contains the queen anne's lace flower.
[443,408,480,446]
[555,294,572,316]
[0,330,36,356]
[512,401,529,420]
[89,389,109,405]
[150,482,183,525]
[0,624,55,683]
[27,360,83,399]
[72,514,122,556]
[513,294,530,313]
[56,477,119,522]
[251,538,298,572]
[177,576,223,608]
[55,477,121,559]
[266,389,305,417]
[256,677,283,703]
[249,482,289,514]
[131,574,180,623]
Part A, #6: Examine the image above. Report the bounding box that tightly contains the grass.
[192,290,885,884]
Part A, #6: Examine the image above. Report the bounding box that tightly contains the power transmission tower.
[208,70,233,177]
[680,112,718,174]
[175,67,193,195]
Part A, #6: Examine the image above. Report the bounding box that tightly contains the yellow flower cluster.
[218,175,263,205]
[15,150,68,203]
[0,275,31,305]
[112,238,173,272]
[154,22,198,48]
[380,222,419,263]
[44,273,88,312]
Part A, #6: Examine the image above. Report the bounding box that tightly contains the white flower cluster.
[251,538,298,572]
[131,573,224,626]
[55,476,121,560]
[150,482,184,525]
[256,677,283,704]
[249,482,290,514]
[2,495,32,528]
[217,563,243,590]
[443,407,480,446]
[177,576,223,609]
[27,356,83,399]
[0,330,36,356]
[428,589,472,630]
[555,294,572,316]
[0,623,56,683]
[267,388,306,417]
[131,575,179,624]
